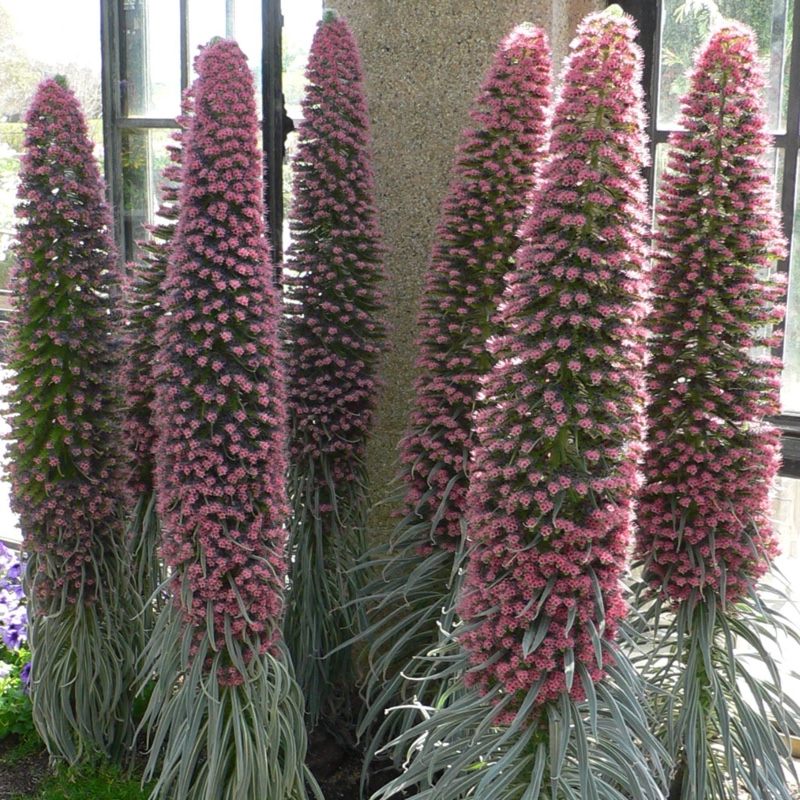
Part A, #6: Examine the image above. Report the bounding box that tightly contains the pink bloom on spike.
[154,41,288,677]
[457,11,650,710]
[635,24,785,606]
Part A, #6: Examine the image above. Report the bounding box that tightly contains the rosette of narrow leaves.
[121,93,191,637]
[631,24,799,800]
[374,11,666,800]
[139,41,314,800]
[5,76,140,763]
[282,11,388,728]
[358,22,552,757]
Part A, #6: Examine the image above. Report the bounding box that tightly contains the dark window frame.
[620,0,800,477]
[99,0,287,268]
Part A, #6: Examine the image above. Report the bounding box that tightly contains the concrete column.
[324,0,603,540]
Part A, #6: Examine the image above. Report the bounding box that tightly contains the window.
[100,0,290,264]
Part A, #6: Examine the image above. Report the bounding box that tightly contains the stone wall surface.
[324,0,602,540]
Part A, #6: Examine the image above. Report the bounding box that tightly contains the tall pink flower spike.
[283,10,388,728]
[7,76,139,762]
[459,9,651,713]
[140,40,314,800]
[358,21,553,756]
[372,14,665,800]
[635,23,786,607]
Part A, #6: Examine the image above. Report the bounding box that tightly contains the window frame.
[99,0,287,267]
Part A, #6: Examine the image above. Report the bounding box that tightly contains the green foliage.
[0,123,25,152]
[0,648,35,741]
[24,761,153,800]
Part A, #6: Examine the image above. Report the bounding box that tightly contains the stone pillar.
[325,0,602,540]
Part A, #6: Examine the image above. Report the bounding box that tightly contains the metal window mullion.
[780,0,800,251]
[180,0,190,92]
[263,0,284,272]
[117,118,182,129]
[776,0,800,471]
[100,0,125,267]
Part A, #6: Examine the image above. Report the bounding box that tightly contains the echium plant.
[139,40,314,800]
[121,92,191,637]
[6,76,140,763]
[283,10,388,729]
[375,11,665,800]
[358,21,552,757]
[632,23,798,800]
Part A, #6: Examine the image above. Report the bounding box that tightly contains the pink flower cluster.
[398,24,552,551]
[153,41,288,681]
[6,78,126,606]
[635,25,785,606]
[458,12,650,711]
[284,13,387,498]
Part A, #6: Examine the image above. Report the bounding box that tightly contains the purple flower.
[0,546,27,651]
[1,623,23,651]
[20,660,31,692]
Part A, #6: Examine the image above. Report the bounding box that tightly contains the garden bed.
[0,729,395,800]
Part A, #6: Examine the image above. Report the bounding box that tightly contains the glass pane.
[1,0,102,121]
[188,0,228,69]
[121,128,177,259]
[651,143,671,228]
[232,1,263,97]
[122,0,182,118]
[782,158,800,412]
[283,0,323,121]
[0,143,21,293]
[768,477,800,700]
[658,0,790,133]
[188,0,261,89]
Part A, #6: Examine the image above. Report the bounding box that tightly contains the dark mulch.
[0,735,50,798]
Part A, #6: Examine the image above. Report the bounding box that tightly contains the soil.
[0,736,49,798]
